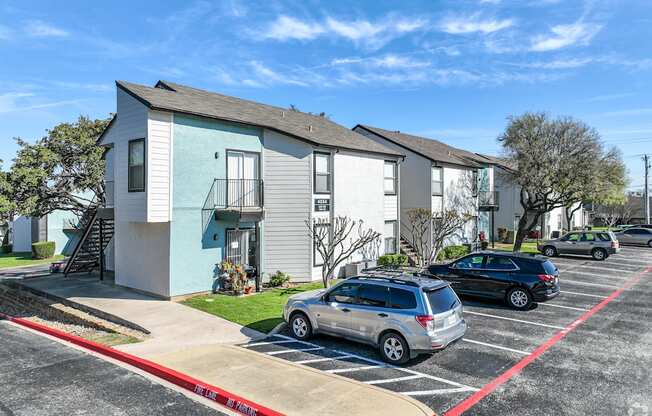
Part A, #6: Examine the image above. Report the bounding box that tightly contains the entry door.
[225,229,255,266]
[227,151,260,207]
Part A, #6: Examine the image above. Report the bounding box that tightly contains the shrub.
[437,245,470,261]
[1,244,12,254]
[377,253,408,267]
[269,270,291,287]
[32,241,55,259]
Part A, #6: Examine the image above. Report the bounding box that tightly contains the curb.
[0,312,284,416]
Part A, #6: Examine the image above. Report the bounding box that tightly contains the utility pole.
[645,154,650,224]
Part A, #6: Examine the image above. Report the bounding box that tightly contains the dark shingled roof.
[354,124,480,168]
[115,80,403,158]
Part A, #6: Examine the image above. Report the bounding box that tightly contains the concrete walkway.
[152,344,434,416]
[15,274,263,356]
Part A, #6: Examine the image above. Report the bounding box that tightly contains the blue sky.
[1,0,651,190]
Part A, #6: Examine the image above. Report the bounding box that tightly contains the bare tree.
[306,216,380,288]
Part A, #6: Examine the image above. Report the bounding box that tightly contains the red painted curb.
[0,312,284,416]
[444,266,652,416]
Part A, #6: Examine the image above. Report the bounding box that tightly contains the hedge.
[377,253,408,267]
[437,245,470,261]
[32,241,55,259]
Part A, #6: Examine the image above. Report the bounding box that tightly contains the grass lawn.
[0,252,64,269]
[182,281,327,334]
[490,242,540,254]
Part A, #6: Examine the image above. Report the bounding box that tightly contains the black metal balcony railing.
[478,190,499,208]
[207,179,264,210]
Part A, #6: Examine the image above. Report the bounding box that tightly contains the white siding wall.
[11,216,32,252]
[114,221,170,297]
[147,111,172,222]
[262,130,312,281]
[333,150,386,274]
[384,195,398,221]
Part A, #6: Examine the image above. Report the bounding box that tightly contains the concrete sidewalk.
[152,344,434,416]
[16,274,263,356]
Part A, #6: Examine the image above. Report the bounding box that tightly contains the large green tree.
[0,163,15,221]
[10,115,111,218]
[500,112,621,251]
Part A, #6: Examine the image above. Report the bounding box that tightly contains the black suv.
[427,252,560,310]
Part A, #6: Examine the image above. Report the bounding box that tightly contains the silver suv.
[538,230,620,260]
[614,227,652,247]
[283,275,467,364]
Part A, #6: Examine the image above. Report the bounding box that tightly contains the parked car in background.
[614,228,652,248]
[284,275,466,364]
[538,231,620,260]
[635,224,652,229]
[426,252,560,310]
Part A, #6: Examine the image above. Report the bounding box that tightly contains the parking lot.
[240,246,652,415]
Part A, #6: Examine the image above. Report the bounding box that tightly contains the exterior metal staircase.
[63,208,114,277]
[399,236,419,266]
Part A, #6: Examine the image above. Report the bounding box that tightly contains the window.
[384,161,397,195]
[581,233,596,242]
[326,283,359,304]
[626,229,650,235]
[597,233,612,242]
[314,152,330,194]
[358,284,389,307]
[426,287,459,314]
[389,288,417,309]
[431,166,443,196]
[454,255,485,269]
[561,233,581,242]
[384,220,397,254]
[313,223,330,267]
[485,256,518,270]
[128,139,145,192]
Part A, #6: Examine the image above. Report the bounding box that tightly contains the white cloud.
[439,14,514,34]
[0,92,81,114]
[249,61,310,87]
[512,57,594,69]
[580,92,636,103]
[261,14,427,49]
[600,108,652,117]
[479,0,501,4]
[331,54,430,69]
[25,20,69,37]
[261,15,325,40]
[530,22,601,51]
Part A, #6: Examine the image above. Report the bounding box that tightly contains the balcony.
[206,178,264,214]
[478,190,499,211]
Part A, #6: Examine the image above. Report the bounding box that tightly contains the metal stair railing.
[63,209,99,277]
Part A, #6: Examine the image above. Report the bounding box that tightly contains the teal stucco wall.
[46,210,82,255]
[169,115,263,297]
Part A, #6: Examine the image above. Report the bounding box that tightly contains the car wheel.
[290,312,312,340]
[648,240,652,248]
[592,248,607,261]
[542,246,557,257]
[379,332,410,365]
[506,287,532,310]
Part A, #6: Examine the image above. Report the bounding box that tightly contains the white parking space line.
[561,290,608,299]
[461,338,530,355]
[326,365,384,374]
[402,387,478,396]
[244,340,297,347]
[293,355,353,364]
[266,347,324,355]
[464,310,565,330]
[562,279,621,288]
[273,334,480,392]
[608,259,652,266]
[563,270,629,280]
[578,265,635,274]
[364,374,424,385]
[537,302,589,312]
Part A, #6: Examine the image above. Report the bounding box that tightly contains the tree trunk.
[513,212,540,252]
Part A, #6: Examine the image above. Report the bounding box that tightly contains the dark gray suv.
[283,275,467,364]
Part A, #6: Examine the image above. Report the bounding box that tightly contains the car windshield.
[542,260,557,275]
[426,286,459,314]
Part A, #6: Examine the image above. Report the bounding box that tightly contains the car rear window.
[425,286,459,314]
[389,287,417,309]
[597,233,612,241]
[542,260,558,275]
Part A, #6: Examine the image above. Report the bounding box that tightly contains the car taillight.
[416,315,434,331]
[538,274,556,283]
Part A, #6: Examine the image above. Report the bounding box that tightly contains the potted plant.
[244,285,253,295]
[230,263,248,296]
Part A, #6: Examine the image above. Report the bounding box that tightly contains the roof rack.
[347,275,420,287]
